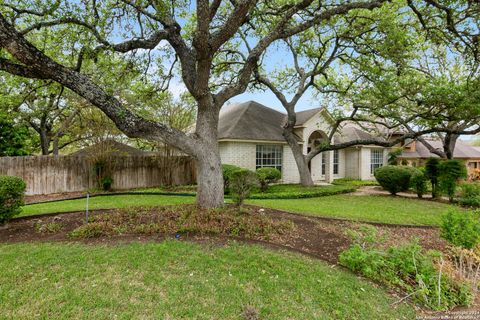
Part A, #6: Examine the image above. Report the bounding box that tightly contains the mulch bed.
[0,205,447,265]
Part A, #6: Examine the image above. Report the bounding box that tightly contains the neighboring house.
[218,101,390,183]
[398,139,480,174]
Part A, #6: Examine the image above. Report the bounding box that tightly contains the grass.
[0,241,414,319]
[248,194,457,226]
[21,192,457,226]
[21,194,195,217]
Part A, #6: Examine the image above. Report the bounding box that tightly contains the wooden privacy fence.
[0,155,196,195]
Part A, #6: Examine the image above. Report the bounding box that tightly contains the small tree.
[230,170,259,207]
[425,158,441,198]
[387,148,403,165]
[256,167,281,192]
[410,167,428,199]
[439,160,467,202]
[0,176,26,225]
[222,164,243,192]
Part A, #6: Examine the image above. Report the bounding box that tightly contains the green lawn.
[0,241,414,319]
[248,194,457,226]
[21,194,195,217]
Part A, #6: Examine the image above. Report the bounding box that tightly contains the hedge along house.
[218,101,390,183]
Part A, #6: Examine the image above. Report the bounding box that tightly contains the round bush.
[0,176,26,224]
[256,167,281,192]
[374,165,413,195]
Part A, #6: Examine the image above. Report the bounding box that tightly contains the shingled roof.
[295,108,323,126]
[218,102,375,143]
[399,139,480,159]
[71,140,149,157]
[218,101,287,142]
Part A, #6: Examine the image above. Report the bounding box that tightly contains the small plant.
[229,169,259,206]
[101,176,114,191]
[425,158,441,198]
[374,165,412,195]
[439,160,467,202]
[242,305,259,320]
[35,221,63,233]
[339,237,473,310]
[441,210,480,249]
[410,167,428,198]
[255,167,281,192]
[222,164,243,192]
[69,222,113,238]
[459,182,480,207]
[446,246,480,294]
[0,176,26,225]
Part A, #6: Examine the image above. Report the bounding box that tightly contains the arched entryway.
[306,130,332,182]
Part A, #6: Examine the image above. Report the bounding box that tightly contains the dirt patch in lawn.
[1,205,447,265]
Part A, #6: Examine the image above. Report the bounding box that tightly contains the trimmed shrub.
[410,167,428,198]
[332,178,379,187]
[229,169,259,206]
[222,164,243,192]
[0,176,26,225]
[425,158,441,198]
[374,165,413,195]
[441,210,480,249]
[459,182,480,207]
[248,184,355,199]
[255,167,281,192]
[439,160,467,202]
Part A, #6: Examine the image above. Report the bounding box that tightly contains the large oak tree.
[0,0,389,208]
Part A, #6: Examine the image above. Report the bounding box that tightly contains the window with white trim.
[370,149,384,174]
[256,145,282,171]
[333,150,339,175]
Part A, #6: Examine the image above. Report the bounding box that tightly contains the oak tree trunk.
[194,99,225,208]
[283,127,314,187]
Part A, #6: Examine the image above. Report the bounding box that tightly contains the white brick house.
[218,101,389,183]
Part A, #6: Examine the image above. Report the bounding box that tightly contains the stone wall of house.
[344,148,360,179]
[219,141,301,183]
[219,141,257,171]
[282,146,301,183]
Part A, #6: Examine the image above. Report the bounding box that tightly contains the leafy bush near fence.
[441,209,480,249]
[374,165,413,195]
[0,176,26,224]
[339,228,473,310]
[459,182,480,207]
